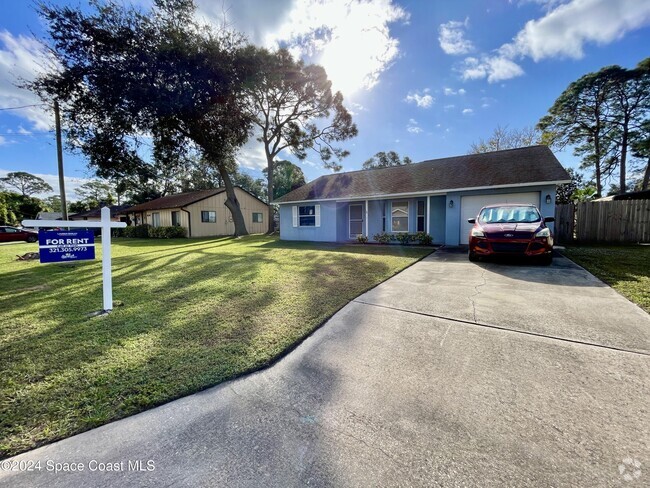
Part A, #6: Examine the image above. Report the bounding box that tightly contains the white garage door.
[460,192,540,244]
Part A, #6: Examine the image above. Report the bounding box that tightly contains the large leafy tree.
[0,171,53,196]
[362,151,412,169]
[262,160,306,200]
[469,125,543,154]
[247,48,357,232]
[605,59,650,193]
[30,0,258,236]
[0,192,48,222]
[71,180,116,211]
[538,71,617,197]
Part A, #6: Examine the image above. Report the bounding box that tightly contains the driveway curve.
[1,249,649,487]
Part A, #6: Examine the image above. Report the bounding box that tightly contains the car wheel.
[26,235,37,243]
[468,251,479,262]
[540,253,553,266]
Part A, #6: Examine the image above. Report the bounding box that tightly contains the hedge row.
[114,224,187,239]
[369,231,433,245]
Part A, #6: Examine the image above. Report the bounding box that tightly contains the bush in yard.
[372,232,391,244]
[394,233,412,245]
[149,226,187,238]
[357,235,368,244]
[117,224,186,238]
[415,232,433,246]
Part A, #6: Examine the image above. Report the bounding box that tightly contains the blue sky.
[1,0,649,199]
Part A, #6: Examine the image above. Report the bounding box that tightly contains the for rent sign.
[38,230,96,263]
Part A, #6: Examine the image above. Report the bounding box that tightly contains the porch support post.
[365,200,369,237]
[426,196,430,234]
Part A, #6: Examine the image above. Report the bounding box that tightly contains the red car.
[467,204,554,265]
[0,226,38,243]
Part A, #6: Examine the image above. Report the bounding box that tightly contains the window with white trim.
[171,211,181,226]
[349,204,363,238]
[391,201,408,232]
[201,211,216,223]
[417,200,425,232]
[151,212,161,228]
[299,205,316,226]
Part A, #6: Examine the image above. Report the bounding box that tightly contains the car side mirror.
[544,217,555,223]
[467,218,476,224]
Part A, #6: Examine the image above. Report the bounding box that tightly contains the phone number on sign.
[48,247,89,253]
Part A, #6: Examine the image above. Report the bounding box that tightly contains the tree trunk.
[266,152,275,234]
[216,164,248,237]
[619,115,629,194]
[643,158,650,190]
[594,137,603,198]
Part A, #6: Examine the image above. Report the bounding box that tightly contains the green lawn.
[562,245,650,313]
[0,236,431,457]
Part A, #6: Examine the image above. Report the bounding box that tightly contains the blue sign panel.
[38,230,96,263]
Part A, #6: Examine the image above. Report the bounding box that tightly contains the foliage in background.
[468,125,544,154]
[246,47,357,232]
[538,58,650,196]
[362,151,412,169]
[0,192,48,223]
[0,172,52,197]
[262,160,306,200]
[30,0,260,236]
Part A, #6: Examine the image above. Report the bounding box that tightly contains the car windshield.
[479,206,541,224]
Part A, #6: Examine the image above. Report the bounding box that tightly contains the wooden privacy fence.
[554,200,650,244]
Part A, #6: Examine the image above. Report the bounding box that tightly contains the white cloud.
[438,18,474,55]
[0,168,94,200]
[258,0,409,96]
[462,108,474,115]
[235,138,269,171]
[404,88,434,108]
[461,55,524,83]
[443,87,466,96]
[507,0,650,61]
[444,104,455,111]
[461,0,650,83]
[0,31,54,130]
[406,118,423,134]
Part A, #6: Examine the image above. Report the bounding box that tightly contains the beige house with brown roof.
[122,187,269,237]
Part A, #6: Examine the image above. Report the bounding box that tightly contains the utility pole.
[54,100,68,220]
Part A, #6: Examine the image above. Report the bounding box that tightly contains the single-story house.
[121,187,270,237]
[69,205,131,222]
[274,146,571,246]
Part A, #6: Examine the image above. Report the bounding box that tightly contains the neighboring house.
[274,146,571,246]
[36,212,64,220]
[68,205,131,222]
[121,187,269,237]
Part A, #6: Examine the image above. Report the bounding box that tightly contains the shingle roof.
[274,146,570,203]
[125,189,226,213]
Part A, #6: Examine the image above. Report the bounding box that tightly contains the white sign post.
[23,207,127,312]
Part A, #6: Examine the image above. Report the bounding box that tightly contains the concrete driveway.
[2,250,649,487]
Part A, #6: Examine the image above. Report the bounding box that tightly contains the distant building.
[36,212,64,220]
[120,187,269,237]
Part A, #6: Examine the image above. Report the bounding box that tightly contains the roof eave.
[274,179,571,204]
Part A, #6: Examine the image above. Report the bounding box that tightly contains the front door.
[349,204,363,238]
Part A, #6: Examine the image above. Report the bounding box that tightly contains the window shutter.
[315,204,321,227]
[292,206,298,227]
